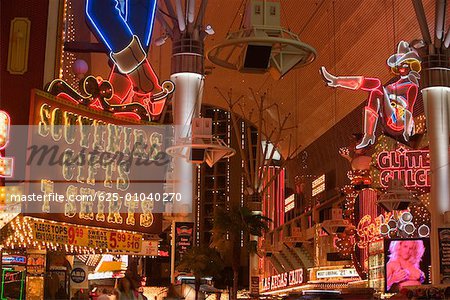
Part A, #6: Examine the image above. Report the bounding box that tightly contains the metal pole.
[170,220,176,284]
[422,85,450,284]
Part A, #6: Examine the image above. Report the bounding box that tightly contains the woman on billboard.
[386,240,426,292]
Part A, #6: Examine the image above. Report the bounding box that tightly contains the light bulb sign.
[376,147,430,188]
[15,90,175,234]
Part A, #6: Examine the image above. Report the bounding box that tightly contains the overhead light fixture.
[166,118,236,167]
[155,35,168,46]
[377,179,419,212]
[204,25,215,35]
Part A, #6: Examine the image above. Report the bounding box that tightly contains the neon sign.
[0,110,13,177]
[321,41,421,148]
[377,148,430,188]
[25,91,166,233]
[261,268,304,292]
[82,0,174,121]
[357,214,384,249]
[2,255,26,265]
[35,102,161,226]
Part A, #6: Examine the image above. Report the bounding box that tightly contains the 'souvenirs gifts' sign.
[10,90,175,233]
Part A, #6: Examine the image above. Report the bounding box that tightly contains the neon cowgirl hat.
[387,41,421,84]
[387,41,421,67]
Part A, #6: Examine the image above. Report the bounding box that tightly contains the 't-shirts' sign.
[377,148,430,188]
[261,268,304,292]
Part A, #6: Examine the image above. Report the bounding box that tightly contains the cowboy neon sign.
[377,148,430,188]
[321,41,421,149]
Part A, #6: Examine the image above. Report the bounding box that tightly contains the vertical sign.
[0,110,13,177]
[438,228,450,284]
[174,222,194,266]
[250,276,259,297]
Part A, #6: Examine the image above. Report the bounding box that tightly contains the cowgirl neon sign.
[85,0,174,120]
[321,41,421,149]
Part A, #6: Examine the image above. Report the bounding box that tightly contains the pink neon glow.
[0,110,14,178]
[89,98,104,110]
[376,149,430,188]
[113,112,141,121]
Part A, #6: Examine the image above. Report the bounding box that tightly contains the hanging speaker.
[242,44,272,70]
[190,148,205,163]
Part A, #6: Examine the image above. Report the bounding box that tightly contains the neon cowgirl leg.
[86,0,134,52]
[86,0,160,93]
[126,0,157,50]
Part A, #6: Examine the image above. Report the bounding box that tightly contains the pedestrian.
[98,288,112,300]
[114,276,143,300]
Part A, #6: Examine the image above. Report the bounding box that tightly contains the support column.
[171,72,204,216]
[422,83,450,284]
[169,35,205,284]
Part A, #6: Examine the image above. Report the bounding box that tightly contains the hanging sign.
[174,222,194,266]
[316,268,359,279]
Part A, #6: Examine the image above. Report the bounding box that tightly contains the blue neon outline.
[144,0,157,47]
[85,0,134,51]
[124,0,129,24]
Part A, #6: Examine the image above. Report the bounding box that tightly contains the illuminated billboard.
[384,238,431,293]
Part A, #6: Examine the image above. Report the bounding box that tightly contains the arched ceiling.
[87,0,447,157]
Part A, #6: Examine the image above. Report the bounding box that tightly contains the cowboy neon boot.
[356,107,379,149]
[107,66,133,105]
[321,67,364,90]
[110,35,167,115]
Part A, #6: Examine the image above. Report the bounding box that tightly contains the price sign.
[108,231,142,252]
[32,219,141,252]
[68,226,88,246]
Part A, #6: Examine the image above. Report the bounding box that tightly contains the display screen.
[384,238,431,293]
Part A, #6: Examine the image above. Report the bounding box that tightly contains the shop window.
[270,6,276,16]
[319,207,332,223]
[255,5,261,15]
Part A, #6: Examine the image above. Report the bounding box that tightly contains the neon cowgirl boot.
[356,107,379,149]
[320,67,364,90]
[107,66,133,105]
[110,35,169,116]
